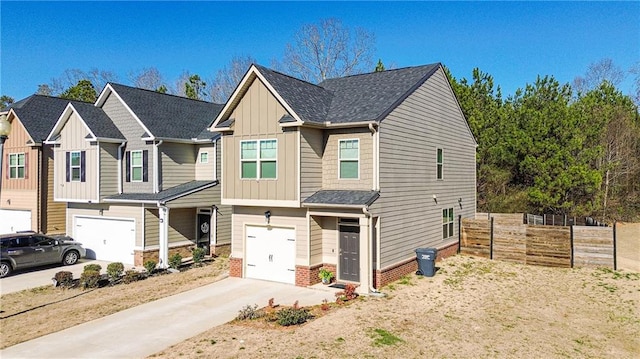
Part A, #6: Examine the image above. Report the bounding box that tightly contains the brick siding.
[229,257,243,278]
[133,243,195,267]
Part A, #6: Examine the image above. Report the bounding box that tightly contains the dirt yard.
[152,255,640,359]
[0,256,229,349]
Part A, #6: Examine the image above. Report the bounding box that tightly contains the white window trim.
[338,138,360,180]
[239,139,278,180]
[199,151,209,164]
[437,148,444,180]
[443,207,454,240]
[130,150,143,182]
[70,151,82,182]
[8,152,25,179]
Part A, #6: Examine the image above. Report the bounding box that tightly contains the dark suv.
[0,232,86,278]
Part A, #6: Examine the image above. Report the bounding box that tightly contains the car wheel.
[0,261,12,278]
[63,250,79,266]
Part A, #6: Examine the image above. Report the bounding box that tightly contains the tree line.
[448,60,640,222]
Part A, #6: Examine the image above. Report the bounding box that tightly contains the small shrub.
[107,262,125,282]
[143,260,157,274]
[236,304,263,320]
[276,306,312,326]
[321,299,330,311]
[83,263,102,273]
[54,271,74,287]
[335,283,358,303]
[80,269,101,289]
[168,253,182,269]
[192,247,206,264]
[122,269,141,284]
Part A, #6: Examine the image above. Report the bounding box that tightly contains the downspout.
[363,206,383,296]
[153,140,163,193]
[117,142,126,194]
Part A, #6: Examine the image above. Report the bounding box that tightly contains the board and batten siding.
[373,67,477,269]
[221,78,298,203]
[195,144,215,181]
[322,128,373,190]
[54,112,98,201]
[159,142,196,190]
[99,143,119,199]
[231,207,309,265]
[100,92,154,193]
[43,145,66,234]
[67,203,144,248]
[300,127,323,201]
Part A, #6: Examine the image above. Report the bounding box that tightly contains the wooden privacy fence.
[460,217,616,269]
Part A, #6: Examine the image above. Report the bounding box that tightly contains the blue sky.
[1,1,639,101]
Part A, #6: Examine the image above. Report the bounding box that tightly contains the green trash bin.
[415,248,437,277]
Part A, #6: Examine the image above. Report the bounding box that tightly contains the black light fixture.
[458,198,463,208]
[264,210,271,224]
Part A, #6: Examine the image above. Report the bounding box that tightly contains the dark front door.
[197,213,211,255]
[339,224,360,282]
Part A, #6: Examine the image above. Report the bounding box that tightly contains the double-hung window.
[437,148,444,180]
[443,208,454,239]
[125,150,148,182]
[339,139,359,179]
[240,139,277,179]
[8,153,26,179]
[65,151,85,182]
[130,150,143,182]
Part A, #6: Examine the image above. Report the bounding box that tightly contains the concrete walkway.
[0,277,336,359]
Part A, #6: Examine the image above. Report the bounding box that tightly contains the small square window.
[200,152,209,163]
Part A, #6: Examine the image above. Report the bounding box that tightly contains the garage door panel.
[245,226,295,284]
[0,209,32,234]
[74,217,135,264]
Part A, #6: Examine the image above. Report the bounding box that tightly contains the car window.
[8,237,33,248]
[33,236,55,246]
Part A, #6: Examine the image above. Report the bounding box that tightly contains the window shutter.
[24,153,28,179]
[142,150,148,182]
[125,151,130,182]
[65,152,70,182]
[80,151,86,182]
[4,154,8,179]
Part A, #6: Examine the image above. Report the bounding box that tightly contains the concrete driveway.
[0,277,335,359]
[0,259,114,295]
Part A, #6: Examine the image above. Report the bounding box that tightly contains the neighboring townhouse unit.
[0,95,85,235]
[209,63,477,293]
[46,84,230,266]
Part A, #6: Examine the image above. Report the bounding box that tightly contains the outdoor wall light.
[432,194,438,204]
[458,198,463,208]
[265,210,271,224]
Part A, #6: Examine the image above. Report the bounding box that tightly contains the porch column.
[158,206,169,268]
[358,216,371,295]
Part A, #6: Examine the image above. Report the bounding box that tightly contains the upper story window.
[437,148,444,180]
[66,151,85,182]
[339,139,359,179]
[126,150,148,182]
[8,153,26,179]
[240,139,277,179]
[443,208,454,239]
[199,152,209,163]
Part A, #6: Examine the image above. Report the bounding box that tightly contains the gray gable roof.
[303,190,380,206]
[105,180,217,203]
[108,83,224,140]
[10,95,88,143]
[70,102,124,140]
[250,63,440,125]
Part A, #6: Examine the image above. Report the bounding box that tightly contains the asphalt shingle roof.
[303,190,380,206]
[105,180,217,202]
[70,102,124,140]
[108,84,224,139]
[9,95,88,143]
[248,63,440,125]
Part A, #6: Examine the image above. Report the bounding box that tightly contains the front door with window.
[339,222,360,282]
[197,213,211,255]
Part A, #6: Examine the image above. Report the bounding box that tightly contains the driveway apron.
[0,277,334,359]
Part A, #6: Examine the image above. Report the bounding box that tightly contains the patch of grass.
[335,337,345,343]
[397,276,415,286]
[370,328,404,347]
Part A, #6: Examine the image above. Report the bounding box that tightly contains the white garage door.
[245,226,296,284]
[0,209,32,234]
[74,216,135,264]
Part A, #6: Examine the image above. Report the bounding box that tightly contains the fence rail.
[460,217,616,269]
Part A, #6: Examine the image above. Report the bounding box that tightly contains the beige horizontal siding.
[322,128,373,190]
[160,142,196,190]
[300,127,323,201]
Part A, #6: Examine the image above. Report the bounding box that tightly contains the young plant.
[123,270,141,284]
[276,306,312,326]
[106,262,125,283]
[54,271,74,288]
[168,253,182,269]
[318,268,335,284]
[80,269,101,289]
[335,283,358,303]
[236,304,263,320]
[192,247,206,264]
[83,263,102,273]
[143,260,157,274]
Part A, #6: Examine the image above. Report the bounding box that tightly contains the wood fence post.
[613,221,617,270]
[457,215,462,254]
[570,225,574,268]
[490,217,494,260]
